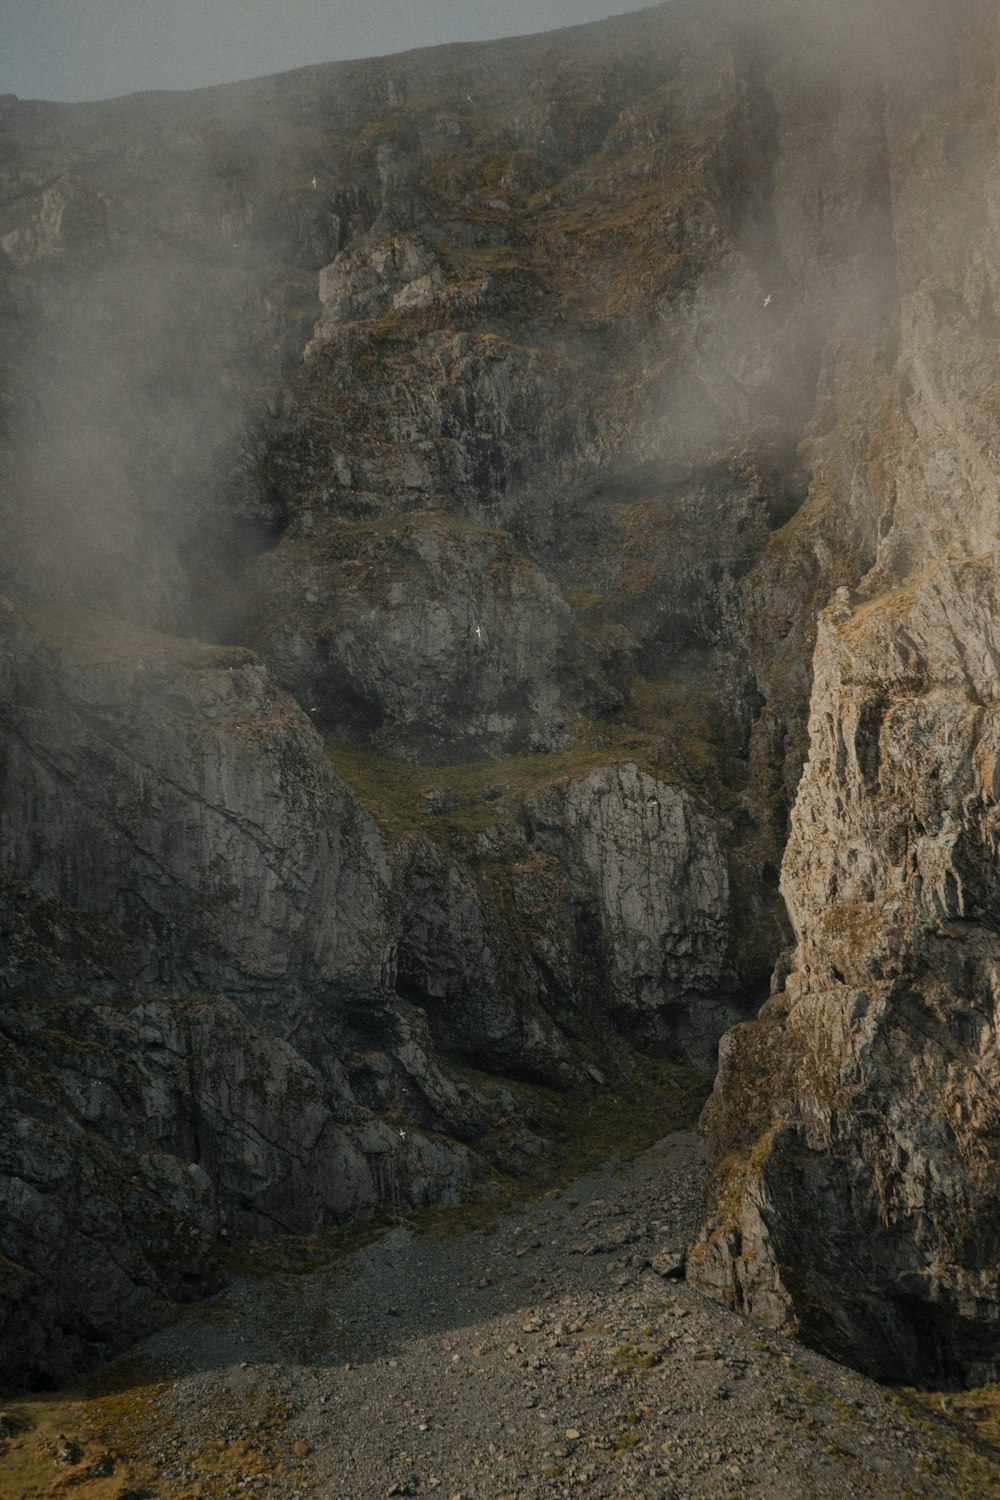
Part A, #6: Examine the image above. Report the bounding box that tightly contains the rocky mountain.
[2,0,999,1393]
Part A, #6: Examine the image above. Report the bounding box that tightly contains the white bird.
[398,1129,407,1140]
[312,176,318,189]
[763,293,772,308]
[474,624,483,641]
[467,94,473,104]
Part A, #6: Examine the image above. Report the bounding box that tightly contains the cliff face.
[4,0,1000,1388]
[686,0,1000,1385]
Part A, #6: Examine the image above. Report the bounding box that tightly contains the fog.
[0,0,987,643]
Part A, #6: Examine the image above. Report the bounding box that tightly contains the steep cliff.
[688,0,1000,1386]
[6,0,1000,1391]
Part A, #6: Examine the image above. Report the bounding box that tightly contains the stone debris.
[66,1131,996,1500]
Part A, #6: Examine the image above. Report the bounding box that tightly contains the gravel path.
[94,1134,1000,1499]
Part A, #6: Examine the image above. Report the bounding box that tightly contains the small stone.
[54,1434,83,1466]
[651,1249,686,1279]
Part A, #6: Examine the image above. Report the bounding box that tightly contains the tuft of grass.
[613,1409,644,1456]
[325,718,679,847]
[611,1343,663,1371]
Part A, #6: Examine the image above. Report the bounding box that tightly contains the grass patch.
[0,1356,311,1500]
[13,599,237,671]
[611,1343,663,1372]
[0,1356,171,1500]
[326,718,677,846]
[901,1386,1000,1498]
[326,673,746,849]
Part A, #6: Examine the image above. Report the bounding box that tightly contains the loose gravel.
[101,1133,1000,1498]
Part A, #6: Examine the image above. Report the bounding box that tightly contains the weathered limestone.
[686,0,1000,1387]
[305,235,444,355]
[0,599,393,1020]
[691,559,1000,1384]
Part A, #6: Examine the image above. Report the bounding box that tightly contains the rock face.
[254,514,597,760]
[0,601,497,1386]
[0,593,737,1386]
[688,0,1000,1386]
[529,766,735,1058]
[6,0,1000,1393]
[691,563,1000,1384]
[0,600,392,1015]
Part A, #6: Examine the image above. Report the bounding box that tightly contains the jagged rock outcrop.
[394,763,739,1078]
[691,561,1000,1384]
[305,234,445,353]
[689,0,1000,1385]
[0,598,393,1015]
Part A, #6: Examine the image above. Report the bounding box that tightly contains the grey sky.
[0,0,658,104]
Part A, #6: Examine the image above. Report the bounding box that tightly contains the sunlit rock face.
[4,0,1000,1388]
[688,0,1000,1385]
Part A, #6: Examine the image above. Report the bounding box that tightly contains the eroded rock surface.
[7,0,1000,1394]
[692,562,1000,1383]
[689,0,1000,1384]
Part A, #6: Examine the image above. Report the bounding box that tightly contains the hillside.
[2,0,1000,1403]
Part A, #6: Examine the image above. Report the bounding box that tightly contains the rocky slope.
[11,1135,1000,1500]
[4,0,1000,1395]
